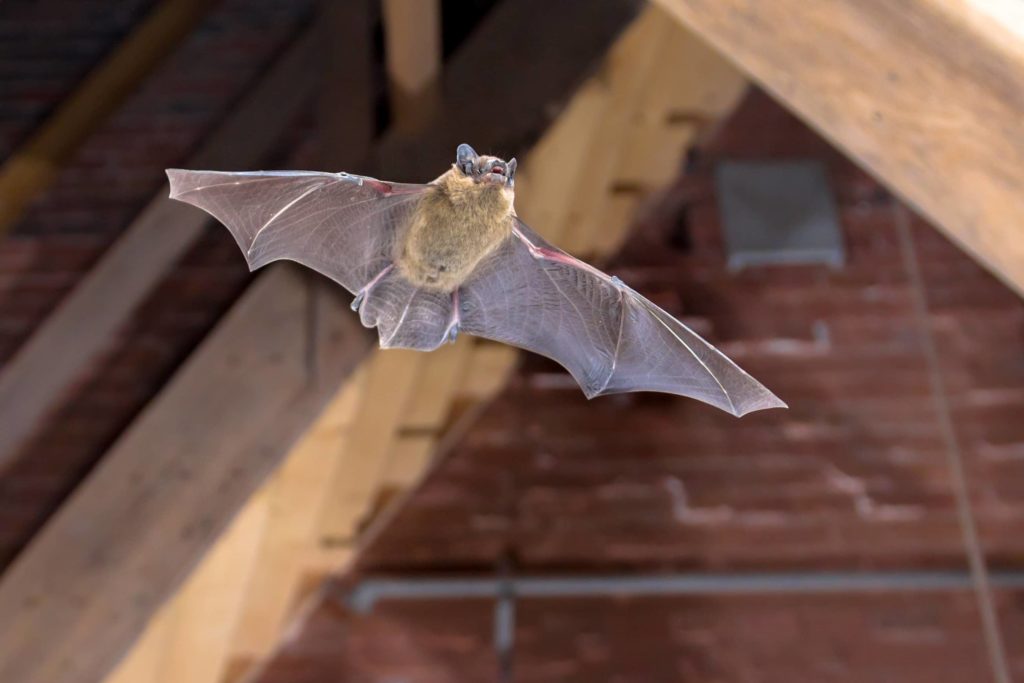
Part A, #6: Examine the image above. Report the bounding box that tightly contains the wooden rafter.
[0,0,212,234]
[103,8,749,683]
[654,0,1024,298]
[382,0,443,131]
[317,0,375,170]
[0,4,643,683]
[0,30,320,475]
[0,266,372,683]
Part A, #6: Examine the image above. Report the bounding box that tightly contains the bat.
[166,143,786,416]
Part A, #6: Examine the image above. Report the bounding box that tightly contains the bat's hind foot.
[351,264,394,312]
[349,291,365,312]
[443,289,461,344]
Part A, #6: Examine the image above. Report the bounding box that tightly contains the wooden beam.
[0,30,319,475]
[318,0,375,169]
[216,373,368,680]
[382,0,442,132]
[654,0,1024,297]
[150,492,269,683]
[0,0,212,235]
[0,266,373,683]
[370,0,644,180]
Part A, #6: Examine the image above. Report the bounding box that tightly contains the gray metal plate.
[715,160,844,270]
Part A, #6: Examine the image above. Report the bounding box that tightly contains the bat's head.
[454,143,516,190]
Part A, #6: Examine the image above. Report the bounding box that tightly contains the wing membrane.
[460,218,785,416]
[166,169,425,294]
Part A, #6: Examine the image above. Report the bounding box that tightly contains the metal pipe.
[347,569,1024,613]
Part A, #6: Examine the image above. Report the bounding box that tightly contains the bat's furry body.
[399,166,513,291]
[166,144,786,416]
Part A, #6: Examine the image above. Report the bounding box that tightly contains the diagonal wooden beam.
[654,0,1024,298]
[382,0,442,132]
[0,29,320,475]
[0,3,644,683]
[317,0,375,170]
[370,0,644,180]
[0,0,213,235]
[0,265,373,683]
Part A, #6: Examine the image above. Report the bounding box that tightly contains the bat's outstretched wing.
[166,169,426,294]
[167,169,461,350]
[460,218,786,416]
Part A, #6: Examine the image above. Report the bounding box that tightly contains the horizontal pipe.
[347,570,1024,613]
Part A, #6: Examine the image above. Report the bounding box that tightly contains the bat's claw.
[351,264,395,313]
[444,288,461,344]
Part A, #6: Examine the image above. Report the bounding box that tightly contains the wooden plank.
[382,434,437,489]
[457,342,520,400]
[154,492,270,683]
[382,0,442,131]
[0,0,212,234]
[104,609,172,683]
[400,338,474,430]
[513,79,612,245]
[558,8,669,254]
[316,350,425,548]
[0,266,373,683]
[370,0,643,180]
[317,0,375,169]
[107,504,270,683]
[577,9,747,256]
[0,30,319,476]
[216,372,367,679]
[654,0,1024,297]
[615,16,747,187]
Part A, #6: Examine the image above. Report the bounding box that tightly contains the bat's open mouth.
[481,168,507,184]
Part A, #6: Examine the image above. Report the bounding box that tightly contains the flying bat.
[166,144,785,416]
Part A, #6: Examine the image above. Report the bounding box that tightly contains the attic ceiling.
[0,1,1022,683]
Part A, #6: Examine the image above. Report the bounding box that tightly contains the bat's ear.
[456,143,478,166]
[507,157,517,179]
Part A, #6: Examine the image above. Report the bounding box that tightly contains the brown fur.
[397,166,514,291]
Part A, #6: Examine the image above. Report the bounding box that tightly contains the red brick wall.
[0,0,158,156]
[0,0,314,567]
[255,589,1023,683]
[259,598,499,683]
